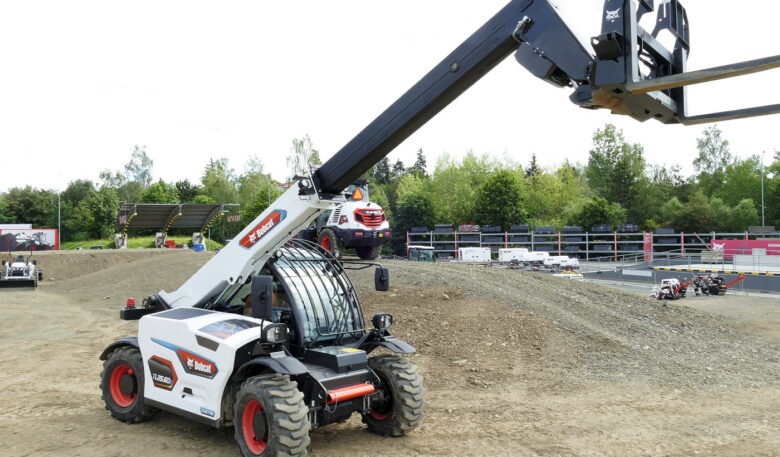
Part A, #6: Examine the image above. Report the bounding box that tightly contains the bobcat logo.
[606,8,620,23]
[711,241,725,251]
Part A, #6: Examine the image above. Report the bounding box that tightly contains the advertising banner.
[643,232,653,262]
[711,239,780,259]
[0,228,59,251]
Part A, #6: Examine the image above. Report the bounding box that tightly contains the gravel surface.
[1,250,778,456]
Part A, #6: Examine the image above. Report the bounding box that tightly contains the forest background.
[1,123,777,255]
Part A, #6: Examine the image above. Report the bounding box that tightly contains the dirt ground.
[1,249,778,457]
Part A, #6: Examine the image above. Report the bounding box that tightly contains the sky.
[0,0,778,193]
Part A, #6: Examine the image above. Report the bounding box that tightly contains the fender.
[99,336,139,360]
[360,335,416,355]
[234,353,308,378]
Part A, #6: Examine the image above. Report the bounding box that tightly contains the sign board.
[643,232,653,262]
[0,228,59,251]
[711,239,780,259]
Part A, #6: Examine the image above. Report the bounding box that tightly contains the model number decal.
[239,210,287,249]
[148,356,177,390]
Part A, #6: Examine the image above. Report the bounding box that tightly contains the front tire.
[355,245,381,260]
[363,354,425,436]
[100,346,159,423]
[318,228,343,258]
[234,374,310,457]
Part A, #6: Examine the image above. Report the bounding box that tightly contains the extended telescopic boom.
[152,0,780,309]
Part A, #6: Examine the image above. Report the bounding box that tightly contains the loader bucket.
[0,279,37,288]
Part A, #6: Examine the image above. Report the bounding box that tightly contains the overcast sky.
[0,0,778,193]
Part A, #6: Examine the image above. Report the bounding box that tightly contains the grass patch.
[60,236,223,251]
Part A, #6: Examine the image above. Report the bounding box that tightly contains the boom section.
[313,0,590,196]
[155,0,780,309]
[157,183,335,309]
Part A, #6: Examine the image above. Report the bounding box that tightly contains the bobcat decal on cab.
[606,8,620,23]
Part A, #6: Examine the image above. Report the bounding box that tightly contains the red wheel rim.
[370,384,392,420]
[320,236,332,252]
[242,399,267,454]
[109,364,136,408]
[370,408,390,420]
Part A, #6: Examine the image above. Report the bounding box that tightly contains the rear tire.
[234,374,310,457]
[318,228,343,258]
[363,354,425,436]
[100,346,159,423]
[355,245,381,260]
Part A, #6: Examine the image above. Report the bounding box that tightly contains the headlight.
[261,323,288,343]
[372,313,393,330]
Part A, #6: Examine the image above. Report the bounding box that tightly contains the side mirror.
[251,275,274,320]
[374,267,389,292]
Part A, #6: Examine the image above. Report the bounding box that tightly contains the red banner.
[711,239,780,259]
[643,232,653,262]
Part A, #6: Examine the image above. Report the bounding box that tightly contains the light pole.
[761,151,765,226]
[57,174,61,250]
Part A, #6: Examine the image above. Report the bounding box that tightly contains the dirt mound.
[1,251,779,456]
[30,248,211,283]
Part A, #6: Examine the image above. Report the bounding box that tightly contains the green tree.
[141,180,179,203]
[571,196,626,231]
[693,125,732,197]
[373,157,392,185]
[99,145,154,203]
[242,189,281,225]
[764,160,780,227]
[80,187,120,239]
[175,179,201,203]
[125,145,154,188]
[473,169,526,231]
[727,199,759,232]
[61,179,96,207]
[408,149,428,178]
[0,194,9,222]
[709,197,732,232]
[639,164,692,228]
[286,134,320,179]
[391,159,405,179]
[669,191,714,232]
[239,163,283,225]
[393,178,436,255]
[236,155,279,211]
[717,156,760,207]
[524,162,590,228]
[3,186,56,228]
[201,158,239,204]
[525,153,542,182]
[659,197,684,228]
[586,124,646,223]
[57,180,97,241]
[428,152,495,225]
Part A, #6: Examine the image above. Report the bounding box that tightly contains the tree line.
[1,125,777,254]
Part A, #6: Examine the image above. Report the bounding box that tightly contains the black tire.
[100,346,159,423]
[355,245,381,260]
[317,228,343,258]
[709,285,720,295]
[234,374,310,457]
[362,354,425,437]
